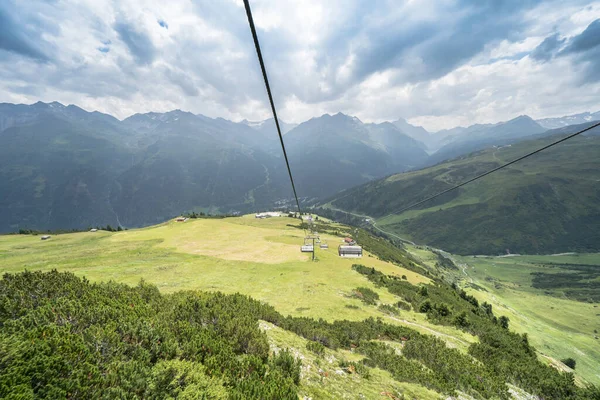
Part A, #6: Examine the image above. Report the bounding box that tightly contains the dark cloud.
[562,18,600,54]
[164,67,199,96]
[114,20,156,65]
[533,19,600,82]
[563,19,600,82]
[0,2,51,61]
[0,0,598,126]
[264,0,551,104]
[530,33,565,61]
[362,1,541,82]
[6,83,42,96]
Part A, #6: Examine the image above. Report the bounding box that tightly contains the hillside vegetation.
[1,216,598,398]
[327,129,600,255]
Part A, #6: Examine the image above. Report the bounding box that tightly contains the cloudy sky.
[0,0,599,131]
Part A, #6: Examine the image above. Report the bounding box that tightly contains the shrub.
[306,341,325,357]
[339,360,370,378]
[562,358,576,369]
[419,300,432,313]
[395,300,412,311]
[378,304,399,316]
[453,312,469,328]
[498,315,510,330]
[352,287,380,305]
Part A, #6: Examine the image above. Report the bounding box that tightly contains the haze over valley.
[2,100,599,244]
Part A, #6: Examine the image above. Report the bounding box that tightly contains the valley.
[408,246,600,386]
[2,2,600,398]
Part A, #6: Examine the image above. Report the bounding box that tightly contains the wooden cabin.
[338,245,362,258]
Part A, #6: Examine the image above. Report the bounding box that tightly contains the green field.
[2,215,599,397]
[405,245,600,386]
[0,216,432,322]
[0,215,482,399]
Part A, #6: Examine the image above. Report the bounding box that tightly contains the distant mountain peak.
[32,100,66,109]
[536,110,600,129]
[511,115,535,122]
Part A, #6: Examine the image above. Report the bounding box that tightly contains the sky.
[0,0,599,131]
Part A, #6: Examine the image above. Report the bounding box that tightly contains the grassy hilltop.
[1,215,599,398]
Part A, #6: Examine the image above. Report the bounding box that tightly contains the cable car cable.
[390,121,600,216]
[243,0,304,223]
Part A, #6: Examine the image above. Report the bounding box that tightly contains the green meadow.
[3,214,599,395]
[414,248,600,386]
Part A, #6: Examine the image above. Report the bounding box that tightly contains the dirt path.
[387,316,471,349]
[326,207,416,245]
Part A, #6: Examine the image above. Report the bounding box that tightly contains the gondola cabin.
[338,244,362,258]
[320,243,328,249]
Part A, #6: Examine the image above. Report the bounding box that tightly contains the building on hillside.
[255,212,282,219]
[176,217,186,222]
[40,235,51,240]
[90,229,98,232]
[344,237,356,245]
[338,245,362,258]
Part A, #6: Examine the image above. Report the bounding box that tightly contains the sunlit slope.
[3,216,597,397]
[327,130,600,255]
[0,215,427,322]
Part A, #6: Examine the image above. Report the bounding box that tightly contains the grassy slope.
[262,321,440,399]
[0,216,429,321]
[406,244,600,386]
[328,134,600,255]
[0,215,487,398]
[4,215,598,391]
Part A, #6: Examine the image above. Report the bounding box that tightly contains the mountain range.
[0,102,426,232]
[536,111,600,130]
[1,100,598,239]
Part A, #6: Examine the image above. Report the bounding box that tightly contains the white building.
[255,212,282,218]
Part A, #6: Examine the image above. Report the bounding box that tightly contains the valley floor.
[407,246,600,386]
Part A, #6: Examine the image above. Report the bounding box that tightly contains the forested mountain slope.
[326,124,600,255]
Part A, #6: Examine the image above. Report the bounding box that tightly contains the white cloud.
[0,0,598,131]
